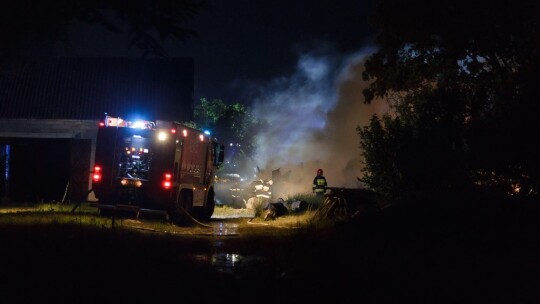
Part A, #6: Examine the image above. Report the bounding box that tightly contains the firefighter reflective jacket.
[312,175,327,194]
[253,179,271,199]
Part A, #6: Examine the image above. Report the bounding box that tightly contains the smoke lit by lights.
[237,45,389,194]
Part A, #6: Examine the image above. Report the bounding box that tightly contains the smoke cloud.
[241,46,389,196]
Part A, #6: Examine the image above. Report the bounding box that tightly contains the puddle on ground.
[190,252,265,275]
[186,236,266,275]
[211,252,265,274]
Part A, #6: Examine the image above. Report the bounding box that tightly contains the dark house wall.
[0,57,194,122]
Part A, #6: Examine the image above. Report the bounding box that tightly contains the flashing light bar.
[104,115,155,129]
[131,121,147,129]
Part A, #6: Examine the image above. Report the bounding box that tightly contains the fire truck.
[91,115,224,224]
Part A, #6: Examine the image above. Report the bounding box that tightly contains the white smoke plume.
[243,46,389,196]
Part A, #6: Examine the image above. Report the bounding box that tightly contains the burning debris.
[215,165,379,224]
[312,192,349,222]
[215,166,313,220]
[263,198,308,221]
[216,167,291,208]
[312,187,379,222]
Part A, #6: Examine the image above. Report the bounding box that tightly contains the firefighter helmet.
[317,168,323,175]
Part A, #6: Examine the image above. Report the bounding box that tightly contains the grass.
[213,202,321,230]
[288,192,325,207]
[0,202,338,302]
[0,201,323,236]
[0,190,362,234]
[0,202,109,226]
[1,196,536,303]
[246,210,317,228]
[212,193,328,229]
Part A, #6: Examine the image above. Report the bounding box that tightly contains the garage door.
[5,138,90,203]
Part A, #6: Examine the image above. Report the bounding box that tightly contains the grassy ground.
[1,198,539,303]
[0,201,330,302]
[0,202,318,235]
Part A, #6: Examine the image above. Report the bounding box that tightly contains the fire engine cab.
[91,115,224,223]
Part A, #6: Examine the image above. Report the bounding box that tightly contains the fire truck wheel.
[169,189,193,225]
[190,189,215,222]
[202,189,216,220]
[180,189,193,214]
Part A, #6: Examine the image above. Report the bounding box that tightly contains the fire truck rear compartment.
[91,115,224,224]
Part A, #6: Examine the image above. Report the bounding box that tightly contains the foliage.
[251,198,266,218]
[288,193,323,209]
[358,115,405,199]
[0,0,207,68]
[194,98,261,172]
[359,0,540,200]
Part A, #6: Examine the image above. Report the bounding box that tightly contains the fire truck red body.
[91,115,224,223]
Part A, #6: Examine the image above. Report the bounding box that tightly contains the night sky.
[67,0,377,104]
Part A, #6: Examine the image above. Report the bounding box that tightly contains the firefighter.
[254,179,272,200]
[245,179,271,209]
[312,168,327,197]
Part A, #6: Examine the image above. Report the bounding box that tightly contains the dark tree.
[194,98,262,172]
[0,0,207,67]
[360,0,540,200]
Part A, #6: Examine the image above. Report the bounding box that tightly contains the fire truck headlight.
[158,131,168,141]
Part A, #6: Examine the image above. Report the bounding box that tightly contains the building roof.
[0,57,194,122]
